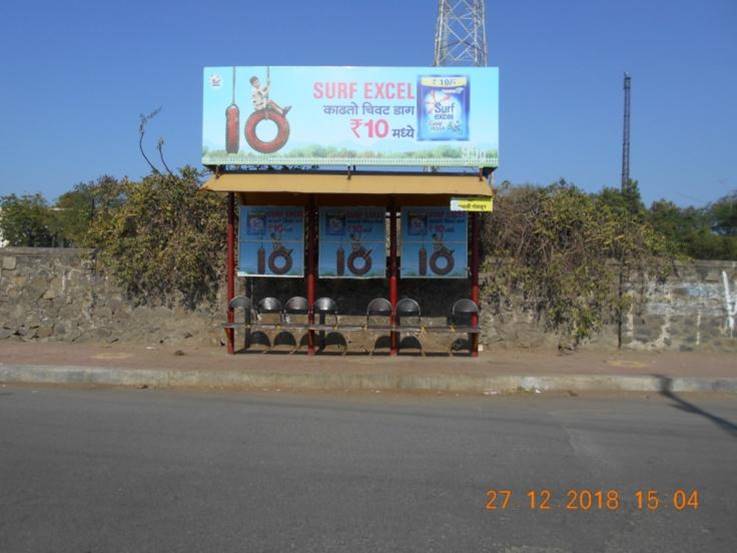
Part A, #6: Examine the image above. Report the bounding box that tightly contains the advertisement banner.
[319,207,386,279]
[238,206,304,277]
[400,207,467,279]
[203,66,499,169]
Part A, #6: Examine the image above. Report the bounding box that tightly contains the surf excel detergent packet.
[416,75,470,141]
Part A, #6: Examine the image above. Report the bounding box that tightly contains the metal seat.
[283,296,310,353]
[450,298,479,324]
[365,297,393,355]
[224,296,252,329]
[229,295,252,312]
[223,296,255,351]
[312,297,344,353]
[396,297,421,320]
[313,297,339,326]
[253,297,283,352]
[257,296,283,315]
[444,298,480,355]
[366,297,393,321]
[284,296,309,315]
[396,297,424,355]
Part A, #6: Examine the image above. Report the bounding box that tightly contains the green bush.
[0,193,58,247]
[648,195,737,260]
[481,181,670,347]
[85,167,226,307]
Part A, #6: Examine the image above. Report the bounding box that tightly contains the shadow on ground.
[656,374,737,438]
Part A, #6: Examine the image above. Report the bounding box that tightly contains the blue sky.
[0,0,734,206]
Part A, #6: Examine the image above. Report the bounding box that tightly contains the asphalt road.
[1,386,736,553]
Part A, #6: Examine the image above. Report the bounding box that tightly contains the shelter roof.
[201,172,492,197]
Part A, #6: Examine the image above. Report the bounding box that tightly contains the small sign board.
[450,196,493,212]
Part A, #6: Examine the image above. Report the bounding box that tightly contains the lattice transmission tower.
[621,73,632,193]
[433,0,488,66]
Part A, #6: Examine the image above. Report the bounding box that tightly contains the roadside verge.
[2,364,736,395]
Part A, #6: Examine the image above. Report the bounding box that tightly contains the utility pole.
[433,0,488,67]
[621,73,631,193]
[618,73,632,349]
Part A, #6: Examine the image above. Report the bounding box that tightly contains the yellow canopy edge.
[201,173,492,197]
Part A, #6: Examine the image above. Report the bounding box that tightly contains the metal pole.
[470,212,480,357]
[618,73,631,349]
[307,197,316,355]
[621,73,631,193]
[226,192,236,354]
[389,200,398,355]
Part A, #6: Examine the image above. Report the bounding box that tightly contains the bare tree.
[156,137,174,176]
[138,107,162,174]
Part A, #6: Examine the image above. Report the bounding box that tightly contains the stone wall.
[478,260,737,352]
[0,248,224,346]
[622,260,737,352]
[1,247,736,351]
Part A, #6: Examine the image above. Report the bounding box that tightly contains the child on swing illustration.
[249,76,291,116]
[244,70,292,153]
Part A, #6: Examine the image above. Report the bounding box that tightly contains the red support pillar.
[470,211,480,357]
[389,200,398,355]
[226,192,236,354]
[306,197,317,355]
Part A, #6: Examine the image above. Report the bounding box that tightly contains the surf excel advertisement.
[318,207,386,279]
[202,66,499,169]
[238,206,304,277]
[400,207,468,279]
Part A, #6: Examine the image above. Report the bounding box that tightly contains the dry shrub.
[86,167,226,308]
[481,182,670,347]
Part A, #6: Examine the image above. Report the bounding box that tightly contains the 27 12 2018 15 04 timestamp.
[485,489,700,512]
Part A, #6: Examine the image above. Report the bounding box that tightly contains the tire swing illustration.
[347,247,372,276]
[268,246,294,275]
[429,248,455,275]
[245,110,290,154]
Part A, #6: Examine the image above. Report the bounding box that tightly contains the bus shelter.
[202,171,493,356]
[200,65,499,357]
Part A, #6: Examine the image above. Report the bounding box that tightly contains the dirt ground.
[1,340,735,378]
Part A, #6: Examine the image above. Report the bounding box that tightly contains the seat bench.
[224,296,481,355]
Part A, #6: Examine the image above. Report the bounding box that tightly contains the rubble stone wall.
[1,248,735,352]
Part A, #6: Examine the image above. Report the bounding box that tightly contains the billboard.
[319,207,386,279]
[203,66,498,169]
[238,206,304,277]
[401,207,467,279]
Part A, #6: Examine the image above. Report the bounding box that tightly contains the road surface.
[1,386,735,552]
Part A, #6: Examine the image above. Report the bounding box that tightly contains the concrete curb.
[2,364,737,394]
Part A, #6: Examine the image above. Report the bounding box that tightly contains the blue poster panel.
[319,207,386,279]
[400,207,467,279]
[238,206,304,277]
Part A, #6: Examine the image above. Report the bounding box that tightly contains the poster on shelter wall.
[202,66,499,169]
[238,206,304,277]
[319,207,386,279]
[400,207,467,279]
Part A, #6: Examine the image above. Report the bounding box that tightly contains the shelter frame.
[206,168,493,357]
